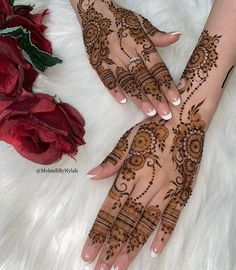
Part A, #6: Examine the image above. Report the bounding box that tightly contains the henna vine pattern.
[161,30,221,240]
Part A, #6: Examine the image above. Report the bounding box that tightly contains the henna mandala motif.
[108,2,156,60]
[77,1,114,69]
[179,30,221,94]
[127,205,161,252]
[130,61,163,101]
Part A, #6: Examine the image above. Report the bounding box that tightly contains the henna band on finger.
[97,66,117,90]
[149,63,172,89]
[116,67,142,99]
[130,61,162,101]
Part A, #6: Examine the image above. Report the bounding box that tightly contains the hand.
[75,0,182,119]
[82,28,230,270]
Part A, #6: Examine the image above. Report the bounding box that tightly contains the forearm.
[178,0,236,127]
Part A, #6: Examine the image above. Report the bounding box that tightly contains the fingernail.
[115,92,127,104]
[172,98,181,106]
[151,240,163,256]
[162,112,172,120]
[142,102,157,117]
[151,250,158,258]
[168,31,182,36]
[157,103,172,120]
[112,254,129,270]
[168,90,181,106]
[147,109,157,117]
[82,245,97,263]
[87,166,103,179]
[97,263,109,270]
[120,98,127,104]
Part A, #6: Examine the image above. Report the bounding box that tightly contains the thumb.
[140,16,182,47]
[87,127,136,180]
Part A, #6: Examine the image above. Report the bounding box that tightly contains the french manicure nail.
[87,174,96,179]
[82,245,96,263]
[168,31,182,36]
[147,109,157,117]
[87,166,103,179]
[162,112,172,120]
[120,98,127,104]
[98,263,109,270]
[171,97,181,106]
[151,250,158,258]
[112,254,129,270]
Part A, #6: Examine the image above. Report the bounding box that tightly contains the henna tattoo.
[105,198,144,260]
[103,129,131,166]
[107,2,156,60]
[127,205,161,252]
[116,67,142,99]
[141,17,159,36]
[130,61,163,101]
[161,31,222,240]
[89,210,114,245]
[77,1,114,70]
[97,66,117,90]
[150,63,172,89]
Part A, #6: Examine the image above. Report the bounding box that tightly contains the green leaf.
[9,0,14,6]
[13,5,34,13]
[19,32,62,72]
[0,26,62,72]
[0,26,23,37]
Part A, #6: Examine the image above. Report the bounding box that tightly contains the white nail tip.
[151,251,158,258]
[169,31,182,35]
[87,174,96,179]
[172,98,181,106]
[162,112,172,120]
[120,98,127,104]
[111,267,118,270]
[147,109,157,117]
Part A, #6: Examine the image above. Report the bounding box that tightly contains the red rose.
[0,36,38,96]
[0,91,86,164]
[0,0,13,28]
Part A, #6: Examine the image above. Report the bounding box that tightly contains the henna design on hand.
[149,63,172,90]
[130,61,163,101]
[127,205,161,252]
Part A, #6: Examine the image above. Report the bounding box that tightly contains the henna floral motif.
[141,17,160,36]
[77,1,114,70]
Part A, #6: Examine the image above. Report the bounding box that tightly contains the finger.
[139,16,181,47]
[129,60,173,120]
[97,65,127,104]
[115,66,157,117]
[111,189,170,270]
[150,197,183,256]
[87,125,139,180]
[82,167,138,264]
[136,41,181,106]
[94,165,165,269]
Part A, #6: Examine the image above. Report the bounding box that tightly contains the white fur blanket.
[0,0,236,269]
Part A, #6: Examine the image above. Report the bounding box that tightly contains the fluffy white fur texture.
[0,0,236,269]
